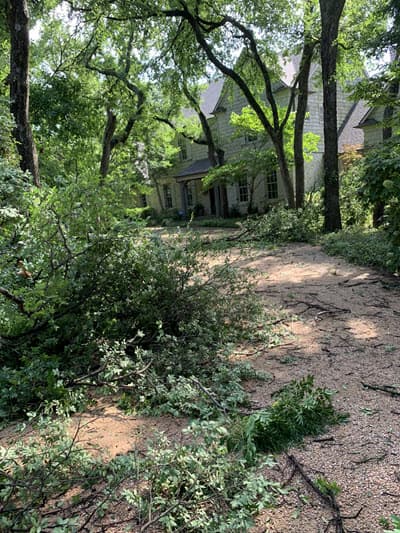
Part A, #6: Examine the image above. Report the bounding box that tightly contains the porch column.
[179,181,188,216]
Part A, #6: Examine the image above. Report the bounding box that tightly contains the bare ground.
[3,242,400,531]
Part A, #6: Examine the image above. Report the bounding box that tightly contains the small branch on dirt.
[285,453,361,533]
[353,453,387,465]
[382,491,400,498]
[361,382,400,397]
[339,278,381,288]
[314,309,350,321]
[288,299,351,317]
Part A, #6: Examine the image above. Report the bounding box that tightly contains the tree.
[294,0,319,208]
[6,0,40,186]
[319,0,346,232]
[74,0,323,209]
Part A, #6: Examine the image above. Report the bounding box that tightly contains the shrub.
[122,421,284,532]
[0,418,285,532]
[0,176,264,418]
[339,162,370,228]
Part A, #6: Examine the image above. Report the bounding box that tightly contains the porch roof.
[175,158,212,181]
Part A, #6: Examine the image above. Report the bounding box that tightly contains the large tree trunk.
[273,133,295,208]
[319,0,345,232]
[294,36,316,209]
[8,0,40,186]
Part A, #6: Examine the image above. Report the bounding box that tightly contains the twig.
[189,377,228,415]
[361,382,400,397]
[285,453,361,533]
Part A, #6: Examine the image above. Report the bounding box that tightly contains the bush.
[0,177,264,418]
[242,200,322,244]
[0,416,98,531]
[339,162,370,228]
[122,421,284,532]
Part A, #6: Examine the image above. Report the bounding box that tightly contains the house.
[356,98,399,147]
[146,57,365,216]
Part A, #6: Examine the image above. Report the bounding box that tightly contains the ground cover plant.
[322,228,399,274]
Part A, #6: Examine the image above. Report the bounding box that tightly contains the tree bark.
[8,0,40,186]
[272,132,295,208]
[294,36,316,208]
[319,0,345,232]
[100,109,117,180]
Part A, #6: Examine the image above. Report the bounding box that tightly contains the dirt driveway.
[236,243,400,533]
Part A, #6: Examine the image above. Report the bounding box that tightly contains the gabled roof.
[357,107,378,128]
[182,79,224,119]
[276,55,319,90]
[212,55,319,111]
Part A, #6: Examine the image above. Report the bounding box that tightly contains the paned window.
[163,184,173,208]
[238,177,249,203]
[266,170,278,200]
[187,183,194,207]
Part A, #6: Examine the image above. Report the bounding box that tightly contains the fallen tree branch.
[361,382,400,397]
[285,454,362,533]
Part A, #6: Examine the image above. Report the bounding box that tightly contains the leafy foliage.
[227,376,341,464]
[0,173,265,418]
[384,515,400,533]
[0,417,285,532]
[0,416,97,531]
[339,158,370,228]
[323,228,399,273]
[242,200,323,244]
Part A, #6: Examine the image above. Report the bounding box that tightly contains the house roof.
[338,101,368,152]
[175,157,212,180]
[182,79,224,119]
[356,105,380,128]
[277,55,319,90]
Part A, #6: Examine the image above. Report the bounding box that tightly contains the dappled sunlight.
[345,317,379,340]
